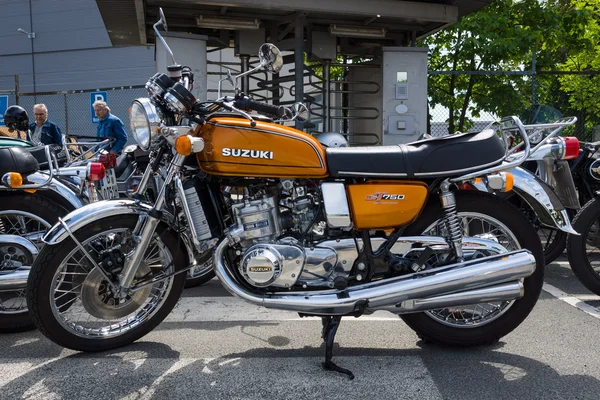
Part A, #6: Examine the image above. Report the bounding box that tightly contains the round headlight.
[129,98,160,151]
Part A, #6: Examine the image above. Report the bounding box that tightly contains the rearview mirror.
[158,8,168,32]
[258,44,283,74]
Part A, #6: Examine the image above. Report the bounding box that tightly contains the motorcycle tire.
[539,228,567,265]
[184,252,215,289]
[0,192,68,333]
[27,215,186,352]
[567,197,600,295]
[400,191,544,346]
[503,192,565,265]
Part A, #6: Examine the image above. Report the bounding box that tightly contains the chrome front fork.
[118,153,185,290]
[440,180,464,261]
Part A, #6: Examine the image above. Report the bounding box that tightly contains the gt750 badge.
[365,193,405,202]
[222,148,274,159]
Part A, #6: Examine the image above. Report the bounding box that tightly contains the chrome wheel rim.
[50,228,175,339]
[422,212,520,328]
[0,210,51,249]
[0,211,51,315]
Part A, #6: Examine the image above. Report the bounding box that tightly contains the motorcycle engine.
[227,181,343,289]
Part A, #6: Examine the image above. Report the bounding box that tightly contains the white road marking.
[542,283,600,319]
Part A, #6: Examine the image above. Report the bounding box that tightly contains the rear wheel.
[27,215,186,351]
[400,192,544,346]
[0,193,66,333]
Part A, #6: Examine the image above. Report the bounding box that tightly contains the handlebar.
[233,97,287,118]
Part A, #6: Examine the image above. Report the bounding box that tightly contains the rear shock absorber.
[439,180,463,261]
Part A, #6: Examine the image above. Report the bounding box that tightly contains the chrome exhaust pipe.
[213,239,537,315]
[0,235,37,291]
[0,267,30,291]
[394,280,524,313]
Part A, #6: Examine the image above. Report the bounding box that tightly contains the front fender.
[474,166,578,235]
[42,199,174,245]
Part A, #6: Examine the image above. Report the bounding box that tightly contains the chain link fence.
[1,71,597,144]
[426,71,600,140]
[0,76,145,145]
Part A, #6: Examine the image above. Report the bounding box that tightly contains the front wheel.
[400,191,544,346]
[27,215,186,352]
[567,197,600,295]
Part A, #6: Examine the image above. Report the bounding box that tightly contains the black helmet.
[4,105,29,131]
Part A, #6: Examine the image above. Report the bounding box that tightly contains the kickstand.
[321,316,355,380]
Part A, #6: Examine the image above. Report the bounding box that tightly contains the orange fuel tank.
[196,117,328,178]
[347,181,429,229]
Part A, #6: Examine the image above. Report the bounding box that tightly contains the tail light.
[87,162,105,181]
[98,153,117,169]
[527,136,581,161]
[563,136,580,160]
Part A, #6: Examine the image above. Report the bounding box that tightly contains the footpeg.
[411,246,434,272]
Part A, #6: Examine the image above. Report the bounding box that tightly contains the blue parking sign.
[0,96,8,126]
[91,91,107,123]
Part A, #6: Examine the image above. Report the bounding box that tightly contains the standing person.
[28,104,63,146]
[93,100,127,154]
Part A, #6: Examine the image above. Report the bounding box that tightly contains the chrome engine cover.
[239,236,510,289]
[240,243,305,288]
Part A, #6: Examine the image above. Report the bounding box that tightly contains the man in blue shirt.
[93,100,127,154]
[28,104,63,146]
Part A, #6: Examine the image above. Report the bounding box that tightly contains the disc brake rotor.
[81,262,152,319]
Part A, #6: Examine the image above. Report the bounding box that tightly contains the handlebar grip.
[234,98,286,118]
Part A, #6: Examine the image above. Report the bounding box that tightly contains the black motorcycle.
[566,140,600,295]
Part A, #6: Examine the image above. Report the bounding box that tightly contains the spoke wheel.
[400,192,544,346]
[0,193,67,332]
[27,215,187,351]
[50,228,175,339]
[422,212,519,328]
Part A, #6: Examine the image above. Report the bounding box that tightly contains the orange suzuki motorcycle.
[25,10,543,379]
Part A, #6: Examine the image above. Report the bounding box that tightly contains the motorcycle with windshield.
[26,10,544,379]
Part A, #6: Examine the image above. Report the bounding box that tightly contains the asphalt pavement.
[1,257,600,400]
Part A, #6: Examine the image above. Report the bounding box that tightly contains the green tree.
[422,0,598,137]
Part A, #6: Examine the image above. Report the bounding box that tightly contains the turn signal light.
[87,162,106,181]
[563,136,580,160]
[486,172,513,192]
[175,135,205,156]
[1,172,23,188]
[175,135,193,156]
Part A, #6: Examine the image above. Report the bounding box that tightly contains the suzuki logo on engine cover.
[366,193,405,202]
[222,148,274,159]
[248,266,273,273]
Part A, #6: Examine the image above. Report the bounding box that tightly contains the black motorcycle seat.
[114,153,129,178]
[26,145,67,170]
[0,147,40,177]
[326,129,506,178]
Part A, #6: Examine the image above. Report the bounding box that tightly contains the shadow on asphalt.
[1,339,600,399]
